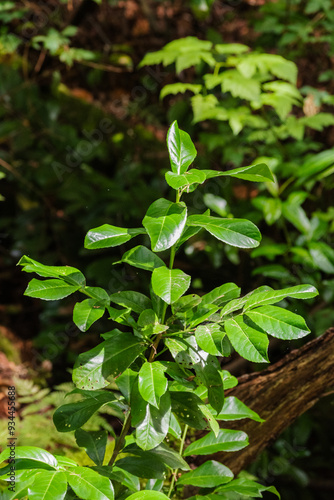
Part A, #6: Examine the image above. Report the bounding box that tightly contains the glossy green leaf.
[201,283,240,306]
[5,470,36,500]
[84,224,145,250]
[75,429,107,466]
[221,286,272,317]
[176,224,202,250]
[168,412,182,439]
[203,163,274,183]
[109,291,152,314]
[84,286,110,304]
[115,455,167,480]
[216,478,280,498]
[0,446,57,467]
[123,442,190,471]
[106,466,140,491]
[177,460,233,487]
[170,392,209,430]
[198,364,225,414]
[138,309,168,336]
[107,306,135,327]
[152,267,191,304]
[167,121,197,175]
[0,460,54,480]
[172,294,202,313]
[166,336,201,368]
[54,456,78,467]
[73,299,105,332]
[53,391,115,432]
[216,397,264,422]
[245,305,310,340]
[222,370,238,390]
[126,491,169,500]
[115,245,165,271]
[142,198,187,252]
[18,255,85,286]
[27,471,67,500]
[24,279,80,300]
[165,169,206,190]
[131,382,171,450]
[67,466,114,500]
[73,331,144,389]
[183,429,249,456]
[244,284,318,310]
[138,361,168,408]
[187,215,261,248]
[224,316,269,363]
[195,323,225,356]
[150,443,189,471]
[198,403,220,437]
[189,303,219,328]
[161,361,193,386]
[145,478,164,491]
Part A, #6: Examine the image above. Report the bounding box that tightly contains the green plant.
[140,36,334,332]
[0,122,318,499]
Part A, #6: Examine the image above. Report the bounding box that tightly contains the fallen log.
[198,328,334,475]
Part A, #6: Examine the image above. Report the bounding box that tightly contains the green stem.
[168,424,189,498]
[148,188,181,361]
[108,411,132,466]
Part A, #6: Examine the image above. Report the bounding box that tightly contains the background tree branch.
[198,328,334,475]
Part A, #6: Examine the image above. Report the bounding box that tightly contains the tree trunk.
[199,328,334,475]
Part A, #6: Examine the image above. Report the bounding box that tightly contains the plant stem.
[168,424,189,498]
[148,188,181,361]
[148,332,163,362]
[108,411,132,466]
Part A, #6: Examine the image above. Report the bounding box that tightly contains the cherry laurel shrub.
[1,122,318,500]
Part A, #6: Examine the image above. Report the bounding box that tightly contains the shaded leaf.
[75,429,107,466]
[170,392,209,430]
[109,291,152,314]
[73,331,144,390]
[53,391,115,432]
